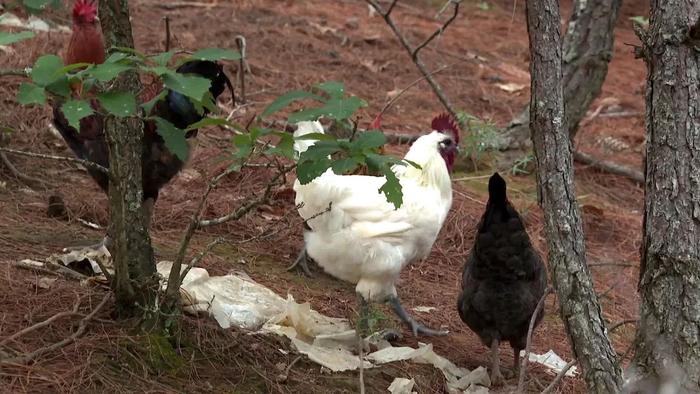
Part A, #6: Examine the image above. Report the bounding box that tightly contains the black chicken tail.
[488,172,507,208]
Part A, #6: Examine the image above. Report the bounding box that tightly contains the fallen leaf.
[37,277,57,289]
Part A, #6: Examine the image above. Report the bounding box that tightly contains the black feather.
[457,173,548,352]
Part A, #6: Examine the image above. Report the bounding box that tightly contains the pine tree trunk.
[526,0,623,392]
[98,0,158,320]
[502,0,622,149]
[629,1,700,391]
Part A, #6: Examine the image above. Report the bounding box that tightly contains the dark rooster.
[54,0,233,250]
[457,173,547,386]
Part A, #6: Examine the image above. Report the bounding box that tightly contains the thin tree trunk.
[98,0,158,320]
[629,2,700,391]
[526,0,623,392]
[502,0,622,149]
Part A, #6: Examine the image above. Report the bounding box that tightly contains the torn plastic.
[521,349,578,377]
[388,377,416,394]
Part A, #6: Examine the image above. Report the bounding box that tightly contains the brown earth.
[0,0,648,392]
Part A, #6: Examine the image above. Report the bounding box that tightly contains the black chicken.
[53,60,233,250]
[457,172,548,386]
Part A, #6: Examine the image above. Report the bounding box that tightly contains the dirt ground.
[0,0,648,392]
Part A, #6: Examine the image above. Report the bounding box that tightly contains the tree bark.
[629,1,700,391]
[502,0,622,149]
[526,0,623,392]
[99,0,158,319]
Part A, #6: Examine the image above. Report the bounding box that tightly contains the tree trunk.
[98,0,158,320]
[526,0,623,392]
[502,0,622,149]
[629,1,700,391]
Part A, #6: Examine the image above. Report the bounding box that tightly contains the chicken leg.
[490,339,505,386]
[287,248,315,277]
[387,295,448,337]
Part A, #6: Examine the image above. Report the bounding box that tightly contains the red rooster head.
[72,0,98,26]
[431,113,460,172]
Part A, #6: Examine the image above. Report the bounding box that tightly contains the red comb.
[73,0,98,21]
[431,112,460,144]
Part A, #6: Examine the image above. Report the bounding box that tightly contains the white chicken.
[289,114,459,336]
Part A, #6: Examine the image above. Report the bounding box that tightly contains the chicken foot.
[387,295,448,337]
[287,248,314,277]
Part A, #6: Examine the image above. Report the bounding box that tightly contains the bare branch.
[574,150,644,184]
[1,293,111,365]
[163,16,171,51]
[0,69,27,77]
[540,359,578,394]
[179,237,225,283]
[0,151,52,188]
[608,319,637,334]
[235,35,248,104]
[0,147,109,175]
[588,262,638,269]
[10,260,90,282]
[517,287,554,393]
[0,296,83,348]
[411,1,460,59]
[365,0,459,119]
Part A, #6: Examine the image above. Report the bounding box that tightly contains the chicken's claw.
[287,248,314,277]
[387,295,449,337]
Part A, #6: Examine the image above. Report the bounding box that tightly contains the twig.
[10,260,90,282]
[377,62,457,122]
[152,1,218,10]
[235,36,248,105]
[517,287,553,394]
[0,150,51,188]
[276,355,303,383]
[179,237,225,283]
[366,0,460,119]
[0,147,109,175]
[412,1,460,58]
[573,150,644,184]
[0,69,27,77]
[1,293,111,365]
[235,203,331,245]
[198,164,295,228]
[0,296,83,348]
[540,359,578,394]
[588,263,638,269]
[163,16,171,52]
[608,319,637,334]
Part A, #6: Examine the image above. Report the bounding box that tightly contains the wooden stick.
[517,287,553,393]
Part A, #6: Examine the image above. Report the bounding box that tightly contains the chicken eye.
[440,139,453,148]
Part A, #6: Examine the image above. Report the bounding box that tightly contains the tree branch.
[0,296,84,348]
[0,147,109,174]
[0,69,28,77]
[0,150,51,188]
[517,287,553,393]
[540,359,578,394]
[1,293,111,365]
[366,0,460,119]
[411,1,460,59]
[573,150,644,184]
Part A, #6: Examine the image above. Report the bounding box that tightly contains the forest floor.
[0,0,649,392]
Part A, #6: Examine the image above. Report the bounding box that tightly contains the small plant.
[476,1,491,11]
[511,152,535,176]
[262,81,416,208]
[456,111,500,170]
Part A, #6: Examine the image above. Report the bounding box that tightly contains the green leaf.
[105,52,130,63]
[17,83,46,105]
[294,132,335,141]
[231,134,253,160]
[261,90,324,118]
[331,157,362,174]
[45,77,71,97]
[152,117,189,161]
[298,141,342,163]
[0,31,35,46]
[190,48,242,61]
[111,47,147,60]
[30,55,64,86]
[288,107,326,124]
[98,91,137,117]
[184,117,233,131]
[315,81,345,99]
[352,131,386,151]
[266,133,295,159]
[379,169,403,209]
[297,158,332,184]
[163,73,211,101]
[141,90,167,114]
[89,63,132,82]
[150,50,177,66]
[61,99,94,130]
[22,0,59,12]
[320,96,366,121]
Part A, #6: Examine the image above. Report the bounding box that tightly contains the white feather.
[293,123,454,302]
